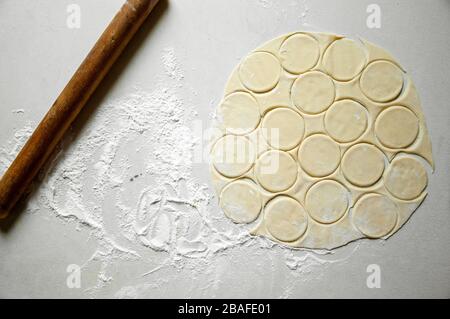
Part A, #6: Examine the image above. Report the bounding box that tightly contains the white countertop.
[0,0,449,298]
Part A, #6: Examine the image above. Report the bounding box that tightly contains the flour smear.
[0,47,358,298]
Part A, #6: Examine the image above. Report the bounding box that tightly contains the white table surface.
[0,0,449,298]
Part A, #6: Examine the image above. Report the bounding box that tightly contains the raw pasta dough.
[210,32,433,249]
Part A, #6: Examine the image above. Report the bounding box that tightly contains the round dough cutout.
[291,71,335,114]
[261,107,305,150]
[375,106,419,149]
[265,196,308,242]
[298,134,341,177]
[218,92,261,135]
[360,60,404,102]
[323,38,366,81]
[325,99,368,143]
[279,33,320,74]
[239,51,281,93]
[220,179,262,223]
[342,143,385,187]
[306,180,349,224]
[353,194,398,238]
[384,156,428,200]
[212,135,256,178]
[255,150,298,193]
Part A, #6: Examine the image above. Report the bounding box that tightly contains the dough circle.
[298,134,340,177]
[384,157,428,200]
[375,106,419,149]
[323,38,366,81]
[306,180,349,224]
[255,150,298,192]
[219,91,260,135]
[264,196,308,242]
[353,194,398,238]
[342,143,385,187]
[261,107,305,150]
[220,179,262,223]
[211,32,433,249]
[291,71,335,114]
[279,33,320,74]
[212,135,256,178]
[325,99,368,143]
[239,51,281,93]
[360,60,404,102]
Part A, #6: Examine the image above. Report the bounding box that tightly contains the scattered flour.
[256,0,310,24]
[0,121,34,172]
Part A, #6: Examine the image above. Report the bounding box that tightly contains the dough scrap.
[210,32,433,249]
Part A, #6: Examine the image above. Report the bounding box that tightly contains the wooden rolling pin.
[0,0,160,219]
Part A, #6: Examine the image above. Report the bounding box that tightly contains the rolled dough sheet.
[209,31,433,250]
